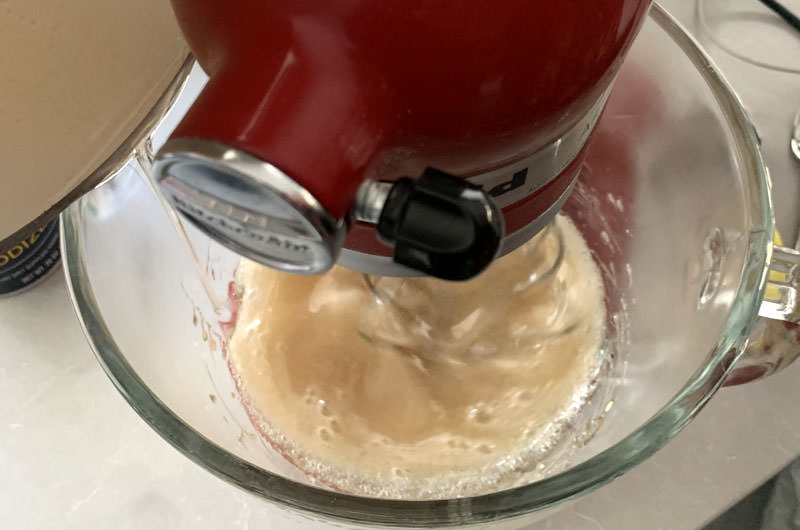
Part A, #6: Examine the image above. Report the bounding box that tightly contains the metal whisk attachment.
[356,221,577,363]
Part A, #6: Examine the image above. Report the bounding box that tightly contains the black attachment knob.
[376,168,504,281]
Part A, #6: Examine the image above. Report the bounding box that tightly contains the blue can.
[0,218,61,297]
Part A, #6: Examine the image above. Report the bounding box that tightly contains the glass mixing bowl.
[61,4,800,529]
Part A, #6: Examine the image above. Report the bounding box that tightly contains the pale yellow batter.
[229,215,606,498]
[0,1,187,238]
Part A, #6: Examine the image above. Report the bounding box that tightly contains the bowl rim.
[61,3,773,527]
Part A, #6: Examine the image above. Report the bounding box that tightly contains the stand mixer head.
[153,0,651,280]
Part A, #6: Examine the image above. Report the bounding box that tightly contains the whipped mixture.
[228,215,606,498]
[0,1,187,238]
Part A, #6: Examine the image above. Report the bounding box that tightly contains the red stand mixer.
[154,0,651,280]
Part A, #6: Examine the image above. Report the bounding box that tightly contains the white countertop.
[2,2,800,529]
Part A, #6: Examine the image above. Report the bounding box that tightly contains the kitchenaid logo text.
[468,162,550,209]
[0,226,45,267]
[172,195,311,256]
[486,169,527,199]
[467,91,608,208]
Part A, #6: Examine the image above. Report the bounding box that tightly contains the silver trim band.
[338,176,577,277]
[464,88,608,209]
[339,90,607,276]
